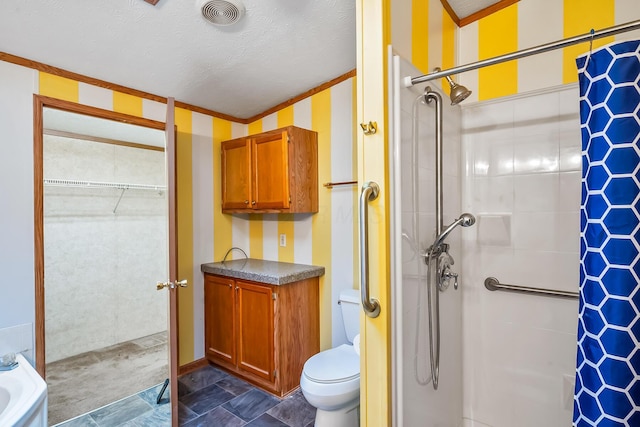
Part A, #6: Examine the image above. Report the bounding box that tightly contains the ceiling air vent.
[199,0,246,26]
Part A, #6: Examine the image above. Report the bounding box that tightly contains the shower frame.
[389,53,465,426]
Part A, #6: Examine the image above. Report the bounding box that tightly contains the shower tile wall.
[44,135,168,362]
[461,85,581,427]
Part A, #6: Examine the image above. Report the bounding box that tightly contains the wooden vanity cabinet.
[221,126,318,213]
[204,273,319,397]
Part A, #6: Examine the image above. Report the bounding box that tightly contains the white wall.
[461,85,581,427]
[43,135,168,362]
[0,61,37,362]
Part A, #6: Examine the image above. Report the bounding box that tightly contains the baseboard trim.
[178,358,209,376]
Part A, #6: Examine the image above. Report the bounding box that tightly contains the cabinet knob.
[235,286,239,291]
[244,200,249,204]
[228,284,232,288]
[251,201,256,205]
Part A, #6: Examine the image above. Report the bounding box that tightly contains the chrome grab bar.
[484,277,579,299]
[359,181,381,318]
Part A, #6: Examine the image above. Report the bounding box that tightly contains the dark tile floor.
[55,364,316,427]
[178,365,316,427]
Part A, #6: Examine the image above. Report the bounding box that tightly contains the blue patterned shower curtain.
[574,40,640,427]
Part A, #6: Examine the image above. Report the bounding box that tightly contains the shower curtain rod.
[405,19,640,87]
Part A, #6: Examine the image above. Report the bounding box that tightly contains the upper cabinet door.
[252,131,290,210]
[221,138,252,210]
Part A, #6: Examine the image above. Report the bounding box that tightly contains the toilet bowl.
[300,289,360,427]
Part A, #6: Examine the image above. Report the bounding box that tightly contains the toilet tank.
[339,289,361,343]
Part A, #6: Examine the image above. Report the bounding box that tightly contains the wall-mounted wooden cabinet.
[221,126,318,213]
[204,273,319,397]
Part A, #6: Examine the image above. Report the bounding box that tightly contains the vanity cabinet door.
[204,275,236,367]
[236,280,275,383]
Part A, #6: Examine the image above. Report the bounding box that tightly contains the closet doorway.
[33,96,179,425]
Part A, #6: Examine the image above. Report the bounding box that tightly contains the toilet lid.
[303,344,360,384]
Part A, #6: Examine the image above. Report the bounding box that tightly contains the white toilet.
[300,288,361,427]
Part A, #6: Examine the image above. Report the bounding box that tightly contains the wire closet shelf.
[44,179,166,213]
[43,178,166,192]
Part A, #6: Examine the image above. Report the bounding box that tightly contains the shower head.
[434,67,472,105]
[430,213,476,250]
[458,212,476,227]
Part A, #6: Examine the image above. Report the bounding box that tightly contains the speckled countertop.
[201,259,325,285]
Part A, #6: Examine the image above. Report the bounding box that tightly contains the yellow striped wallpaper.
[275,105,296,263]
[401,0,639,103]
[39,73,78,102]
[212,118,233,262]
[403,0,458,88]
[247,120,264,261]
[477,5,518,100]
[562,0,615,84]
[441,8,456,94]
[311,89,333,350]
[113,91,143,117]
[412,0,429,73]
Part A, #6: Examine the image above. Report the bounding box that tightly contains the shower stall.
[390,52,583,426]
[382,17,640,427]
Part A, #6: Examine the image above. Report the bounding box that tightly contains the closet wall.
[44,134,167,362]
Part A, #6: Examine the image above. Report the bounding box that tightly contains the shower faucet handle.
[439,267,459,291]
[446,271,459,290]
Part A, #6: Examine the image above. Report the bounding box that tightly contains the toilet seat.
[303,344,359,384]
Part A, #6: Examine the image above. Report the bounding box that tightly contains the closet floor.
[47,331,168,425]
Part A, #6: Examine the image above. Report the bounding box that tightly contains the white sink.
[0,386,9,414]
[0,354,47,427]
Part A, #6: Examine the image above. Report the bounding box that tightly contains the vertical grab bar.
[425,87,443,390]
[359,181,381,318]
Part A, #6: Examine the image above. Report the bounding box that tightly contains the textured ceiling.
[441,0,515,26]
[445,0,505,20]
[0,0,356,120]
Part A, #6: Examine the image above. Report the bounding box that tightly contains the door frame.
[33,95,178,419]
[355,0,392,425]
